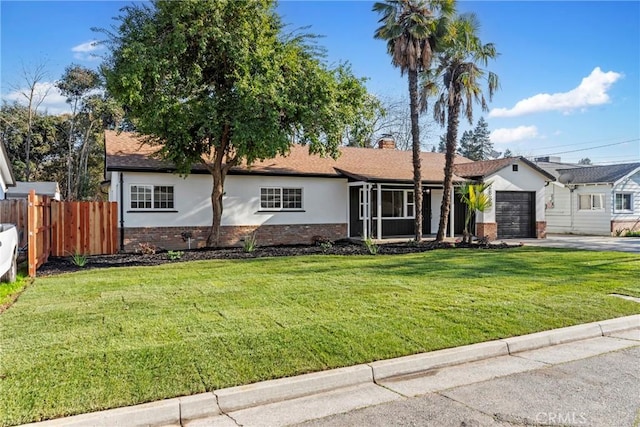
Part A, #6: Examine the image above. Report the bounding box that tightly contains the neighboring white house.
[538,161,640,235]
[104,131,553,251]
[0,141,16,199]
[5,181,62,201]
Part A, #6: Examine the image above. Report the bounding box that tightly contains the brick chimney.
[377,134,396,150]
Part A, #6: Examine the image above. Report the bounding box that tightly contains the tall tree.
[503,148,513,158]
[101,0,371,246]
[426,13,499,242]
[473,117,493,160]
[437,134,446,153]
[9,62,51,181]
[373,0,454,241]
[56,65,101,200]
[578,157,592,165]
[458,129,476,159]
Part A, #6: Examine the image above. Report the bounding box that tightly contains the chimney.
[377,134,396,150]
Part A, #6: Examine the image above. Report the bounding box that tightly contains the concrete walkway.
[510,234,640,253]
[21,315,640,427]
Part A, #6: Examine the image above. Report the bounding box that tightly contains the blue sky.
[1,1,638,164]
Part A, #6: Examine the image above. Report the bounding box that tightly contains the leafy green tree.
[101,0,371,245]
[427,14,499,242]
[578,157,592,165]
[57,64,102,199]
[457,181,492,244]
[373,0,454,241]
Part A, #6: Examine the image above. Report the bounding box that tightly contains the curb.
[21,314,640,427]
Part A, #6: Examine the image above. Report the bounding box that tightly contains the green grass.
[1,247,639,425]
[0,268,28,311]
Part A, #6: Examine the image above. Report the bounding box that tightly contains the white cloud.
[489,67,622,118]
[3,82,71,115]
[71,40,103,61]
[490,126,538,144]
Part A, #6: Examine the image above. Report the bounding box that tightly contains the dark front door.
[495,191,535,238]
[422,190,431,235]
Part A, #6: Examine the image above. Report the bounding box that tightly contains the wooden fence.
[51,201,118,257]
[0,198,27,248]
[27,191,51,277]
[0,191,118,277]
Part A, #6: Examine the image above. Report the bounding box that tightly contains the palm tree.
[457,181,492,244]
[373,0,454,241]
[425,13,499,242]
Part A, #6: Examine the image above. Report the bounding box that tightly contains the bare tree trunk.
[409,69,423,241]
[436,99,461,242]
[66,100,78,201]
[25,91,34,182]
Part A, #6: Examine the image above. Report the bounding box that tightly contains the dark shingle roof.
[556,163,640,184]
[454,157,555,181]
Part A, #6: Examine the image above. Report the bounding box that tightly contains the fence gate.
[27,190,52,277]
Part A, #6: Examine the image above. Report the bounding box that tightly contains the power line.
[526,136,636,153]
[541,138,639,156]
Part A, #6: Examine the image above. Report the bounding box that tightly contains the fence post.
[28,189,36,278]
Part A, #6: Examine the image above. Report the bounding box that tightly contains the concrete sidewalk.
[21,315,640,427]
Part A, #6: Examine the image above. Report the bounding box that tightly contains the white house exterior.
[540,162,640,235]
[105,131,552,251]
[454,158,555,240]
[5,181,61,201]
[0,141,16,199]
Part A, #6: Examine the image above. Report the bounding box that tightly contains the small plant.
[625,230,640,237]
[69,250,88,268]
[319,241,333,254]
[138,242,157,255]
[363,237,378,255]
[614,228,628,237]
[243,233,258,253]
[167,250,183,261]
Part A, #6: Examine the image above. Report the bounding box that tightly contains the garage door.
[495,191,535,238]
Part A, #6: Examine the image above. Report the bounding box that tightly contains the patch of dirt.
[36,239,521,276]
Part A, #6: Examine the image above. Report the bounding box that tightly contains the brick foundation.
[536,221,547,239]
[476,222,497,241]
[121,223,348,252]
[611,220,640,235]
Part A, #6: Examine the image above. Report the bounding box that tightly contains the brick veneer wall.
[122,223,348,252]
[536,221,547,239]
[611,220,640,234]
[476,222,497,241]
[476,221,547,240]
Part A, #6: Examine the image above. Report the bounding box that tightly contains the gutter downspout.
[119,172,125,252]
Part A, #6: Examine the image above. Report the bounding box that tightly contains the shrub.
[243,233,258,253]
[138,242,157,255]
[319,241,333,254]
[167,250,183,261]
[363,238,378,255]
[69,250,87,268]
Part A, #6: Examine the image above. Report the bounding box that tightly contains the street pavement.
[511,235,640,253]
[297,333,640,427]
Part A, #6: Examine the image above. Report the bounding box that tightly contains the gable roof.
[6,181,61,199]
[534,161,588,179]
[556,162,640,185]
[454,156,556,181]
[105,130,473,184]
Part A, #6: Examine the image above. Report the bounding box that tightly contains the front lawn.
[1,247,638,425]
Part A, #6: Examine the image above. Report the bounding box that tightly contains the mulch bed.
[36,239,520,276]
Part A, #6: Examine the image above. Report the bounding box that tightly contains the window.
[512,164,519,172]
[615,193,633,212]
[359,188,415,219]
[578,194,604,211]
[260,187,302,210]
[130,185,174,210]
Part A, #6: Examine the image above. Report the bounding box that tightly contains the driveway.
[505,235,640,253]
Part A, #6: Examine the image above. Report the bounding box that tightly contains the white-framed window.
[260,187,302,210]
[578,194,604,211]
[359,188,415,219]
[614,193,633,212]
[130,185,174,210]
